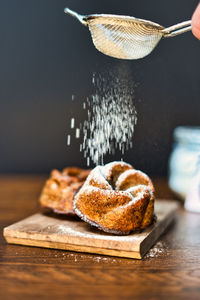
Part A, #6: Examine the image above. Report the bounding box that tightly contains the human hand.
[192,3,200,39]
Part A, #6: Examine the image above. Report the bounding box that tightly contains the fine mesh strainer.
[64,7,191,60]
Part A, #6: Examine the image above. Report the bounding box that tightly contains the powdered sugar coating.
[85,166,112,190]
[103,161,132,180]
[74,161,155,235]
[115,169,154,199]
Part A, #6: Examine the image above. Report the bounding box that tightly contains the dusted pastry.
[40,167,90,215]
[74,161,155,234]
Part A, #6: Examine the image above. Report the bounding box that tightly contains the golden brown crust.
[39,167,90,215]
[74,162,155,234]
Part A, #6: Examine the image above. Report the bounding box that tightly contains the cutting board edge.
[140,203,178,257]
[4,235,142,259]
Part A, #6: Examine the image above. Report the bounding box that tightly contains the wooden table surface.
[0,175,200,300]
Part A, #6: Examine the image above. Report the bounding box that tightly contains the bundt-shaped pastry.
[40,167,90,215]
[74,162,155,235]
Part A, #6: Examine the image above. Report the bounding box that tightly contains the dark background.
[0,0,199,176]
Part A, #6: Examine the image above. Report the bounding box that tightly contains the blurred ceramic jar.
[168,126,200,200]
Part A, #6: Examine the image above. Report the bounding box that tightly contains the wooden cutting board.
[3,200,179,259]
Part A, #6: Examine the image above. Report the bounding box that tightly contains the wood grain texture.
[3,200,178,259]
[1,176,200,300]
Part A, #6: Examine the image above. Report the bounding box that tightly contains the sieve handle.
[64,7,88,26]
[163,20,192,37]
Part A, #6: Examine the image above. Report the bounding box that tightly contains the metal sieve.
[64,7,191,60]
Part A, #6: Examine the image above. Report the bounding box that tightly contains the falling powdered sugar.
[70,118,75,129]
[68,65,137,166]
[67,135,71,146]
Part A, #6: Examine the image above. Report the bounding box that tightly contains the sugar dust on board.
[67,69,137,166]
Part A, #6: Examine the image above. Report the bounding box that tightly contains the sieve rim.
[85,13,164,30]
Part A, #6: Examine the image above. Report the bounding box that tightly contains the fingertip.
[192,26,200,40]
[192,3,200,40]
